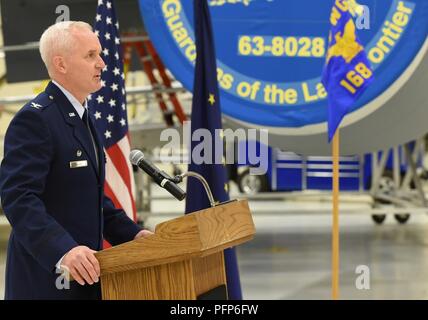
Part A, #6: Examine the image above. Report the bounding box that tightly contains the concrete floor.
[2,198,428,300]
[236,212,428,299]
[0,217,9,300]
[0,251,4,300]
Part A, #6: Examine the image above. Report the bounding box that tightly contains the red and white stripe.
[104,133,137,222]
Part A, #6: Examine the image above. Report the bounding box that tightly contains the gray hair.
[39,21,93,73]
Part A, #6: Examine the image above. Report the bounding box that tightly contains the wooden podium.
[95,199,255,300]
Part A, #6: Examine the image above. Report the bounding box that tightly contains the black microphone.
[130,149,186,201]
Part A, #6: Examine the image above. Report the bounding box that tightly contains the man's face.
[62,28,106,97]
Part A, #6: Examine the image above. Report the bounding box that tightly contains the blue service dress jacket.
[0,81,142,299]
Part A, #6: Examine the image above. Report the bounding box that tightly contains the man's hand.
[61,246,100,286]
[134,229,154,239]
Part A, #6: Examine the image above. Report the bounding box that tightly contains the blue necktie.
[82,108,99,168]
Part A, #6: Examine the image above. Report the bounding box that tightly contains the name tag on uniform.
[69,160,88,169]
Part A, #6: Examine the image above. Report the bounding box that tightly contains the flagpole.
[332,129,340,300]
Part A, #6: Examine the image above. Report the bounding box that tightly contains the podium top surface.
[96,199,255,275]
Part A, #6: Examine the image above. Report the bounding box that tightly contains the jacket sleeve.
[0,108,78,272]
[102,194,142,246]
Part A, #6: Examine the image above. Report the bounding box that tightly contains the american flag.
[88,0,137,222]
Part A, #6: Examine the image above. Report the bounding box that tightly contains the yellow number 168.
[340,63,373,94]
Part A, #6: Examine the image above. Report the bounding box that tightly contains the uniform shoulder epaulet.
[26,92,55,111]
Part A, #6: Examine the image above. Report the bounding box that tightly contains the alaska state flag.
[322,0,374,141]
[185,0,242,300]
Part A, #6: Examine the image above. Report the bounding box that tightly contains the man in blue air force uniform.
[0,21,152,299]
